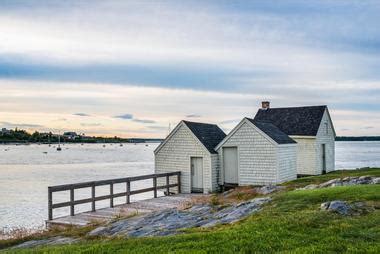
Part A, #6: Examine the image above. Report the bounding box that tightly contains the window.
[325,122,328,134]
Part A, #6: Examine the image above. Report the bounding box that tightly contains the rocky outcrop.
[299,176,379,190]
[254,185,285,195]
[320,200,351,215]
[12,236,78,249]
[88,197,271,238]
[320,200,375,216]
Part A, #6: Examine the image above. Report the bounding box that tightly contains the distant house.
[154,102,335,193]
[63,132,79,140]
[1,128,11,135]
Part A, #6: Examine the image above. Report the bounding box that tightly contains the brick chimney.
[261,101,270,109]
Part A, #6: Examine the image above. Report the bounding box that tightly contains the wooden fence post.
[153,176,157,198]
[70,187,74,216]
[91,184,96,212]
[48,187,53,220]
[177,173,181,193]
[126,180,131,204]
[110,183,114,208]
[166,175,170,195]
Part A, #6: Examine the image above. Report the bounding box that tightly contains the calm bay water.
[0,141,379,230]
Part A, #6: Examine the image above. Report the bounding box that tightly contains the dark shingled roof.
[253,106,327,136]
[246,118,296,144]
[183,120,226,154]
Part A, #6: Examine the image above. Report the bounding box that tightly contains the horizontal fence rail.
[48,171,181,220]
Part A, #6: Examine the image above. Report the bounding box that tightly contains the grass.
[2,168,380,253]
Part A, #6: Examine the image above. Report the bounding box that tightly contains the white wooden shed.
[253,103,336,175]
[215,118,297,186]
[154,102,335,193]
[154,120,226,194]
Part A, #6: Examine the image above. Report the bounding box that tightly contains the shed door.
[321,144,326,174]
[223,147,238,184]
[191,157,203,192]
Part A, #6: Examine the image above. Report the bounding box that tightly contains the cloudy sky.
[0,0,379,137]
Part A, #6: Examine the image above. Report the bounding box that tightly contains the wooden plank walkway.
[46,194,203,227]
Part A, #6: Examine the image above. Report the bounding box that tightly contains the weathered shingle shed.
[215,118,297,186]
[253,103,336,175]
[154,120,226,193]
[154,102,335,192]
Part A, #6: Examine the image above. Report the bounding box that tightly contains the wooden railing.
[48,171,181,220]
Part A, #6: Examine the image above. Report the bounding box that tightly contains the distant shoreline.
[0,140,163,145]
[1,138,379,144]
[335,136,380,141]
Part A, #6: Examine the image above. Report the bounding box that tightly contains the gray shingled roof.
[246,118,296,144]
[253,106,327,136]
[183,121,226,154]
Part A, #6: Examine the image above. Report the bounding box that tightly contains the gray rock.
[320,202,330,210]
[88,197,271,238]
[320,200,351,215]
[88,226,107,236]
[299,175,379,190]
[255,185,285,195]
[319,179,341,188]
[12,236,78,249]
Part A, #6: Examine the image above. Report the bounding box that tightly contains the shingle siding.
[291,137,317,175]
[277,144,297,182]
[291,109,335,175]
[316,110,335,173]
[211,154,220,192]
[217,121,296,185]
[155,124,216,194]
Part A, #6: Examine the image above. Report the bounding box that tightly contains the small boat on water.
[120,143,123,147]
[57,134,62,151]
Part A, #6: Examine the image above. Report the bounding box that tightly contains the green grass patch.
[2,168,380,253]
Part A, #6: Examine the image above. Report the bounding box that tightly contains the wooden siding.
[316,109,335,173]
[211,154,220,191]
[291,137,317,175]
[277,144,297,182]
[217,121,279,185]
[155,124,215,193]
[292,109,335,175]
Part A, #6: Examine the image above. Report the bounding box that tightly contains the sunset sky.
[0,0,379,137]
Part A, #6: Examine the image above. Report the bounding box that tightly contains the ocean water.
[0,141,379,230]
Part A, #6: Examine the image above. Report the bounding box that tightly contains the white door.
[191,157,203,192]
[223,147,238,184]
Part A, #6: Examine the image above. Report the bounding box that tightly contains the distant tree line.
[336,136,380,141]
[0,128,163,144]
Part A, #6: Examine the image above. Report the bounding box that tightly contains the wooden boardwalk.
[46,194,202,227]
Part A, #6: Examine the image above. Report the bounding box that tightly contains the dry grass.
[111,208,140,222]
[0,227,43,241]
[207,186,260,207]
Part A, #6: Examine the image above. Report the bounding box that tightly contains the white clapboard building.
[154,102,335,193]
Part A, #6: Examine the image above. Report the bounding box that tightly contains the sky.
[0,0,379,138]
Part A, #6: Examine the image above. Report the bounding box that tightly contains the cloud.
[186,114,201,118]
[0,121,43,128]
[219,119,241,125]
[147,125,168,130]
[73,113,91,117]
[0,2,379,137]
[80,123,102,127]
[132,119,156,124]
[362,126,374,129]
[113,113,155,124]
[114,114,133,120]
